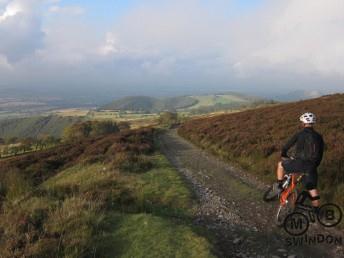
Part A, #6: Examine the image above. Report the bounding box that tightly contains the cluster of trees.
[0,120,129,159]
[0,136,61,158]
[62,120,121,141]
[158,112,179,128]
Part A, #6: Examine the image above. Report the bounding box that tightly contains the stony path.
[158,130,343,258]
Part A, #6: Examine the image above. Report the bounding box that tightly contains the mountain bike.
[263,172,305,226]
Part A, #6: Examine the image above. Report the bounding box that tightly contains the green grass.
[0,152,215,257]
[1,170,34,202]
[0,115,81,139]
[99,213,215,258]
[133,155,194,216]
[42,163,115,193]
[185,94,249,110]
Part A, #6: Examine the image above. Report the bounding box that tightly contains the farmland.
[100,93,264,113]
[0,92,269,142]
[183,94,251,110]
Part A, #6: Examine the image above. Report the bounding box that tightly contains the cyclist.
[273,112,324,214]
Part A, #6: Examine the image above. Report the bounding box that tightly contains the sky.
[0,0,344,100]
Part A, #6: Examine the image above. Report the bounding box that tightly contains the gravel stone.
[159,130,342,258]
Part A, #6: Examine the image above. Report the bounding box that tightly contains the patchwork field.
[183,94,250,110]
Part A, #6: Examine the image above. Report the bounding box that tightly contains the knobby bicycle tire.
[263,186,278,202]
[276,190,298,227]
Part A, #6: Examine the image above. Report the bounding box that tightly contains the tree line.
[0,136,61,158]
[0,120,128,159]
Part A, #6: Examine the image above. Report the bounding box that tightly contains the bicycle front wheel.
[276,190,298,227]
[263,185,278,202]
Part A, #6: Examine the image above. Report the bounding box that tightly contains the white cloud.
[99,0,231,81]
[102,0,344,86]
[233,0,344,78]
[49,5,84,16]
[113,1,228,56]
[0,0,344,95]
[0,54,12,69]
[0,0,45,62]
[0,1,23,22]
[98,32,119,56]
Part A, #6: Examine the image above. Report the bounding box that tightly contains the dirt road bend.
[158,129,343,258]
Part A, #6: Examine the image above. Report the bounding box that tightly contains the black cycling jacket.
[281,127,324,167]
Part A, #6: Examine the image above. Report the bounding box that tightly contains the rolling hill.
[101,93,262,113]
[179,94,344,207]
[101,96,197,113]
[274,90,323,101]
[0,115,82,140]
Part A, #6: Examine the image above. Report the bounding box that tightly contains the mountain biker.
[273,112,324,214]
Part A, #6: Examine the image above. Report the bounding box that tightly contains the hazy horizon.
[1,0,344,100]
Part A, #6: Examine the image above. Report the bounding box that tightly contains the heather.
[179,94,344,207]
[0,127,214,258]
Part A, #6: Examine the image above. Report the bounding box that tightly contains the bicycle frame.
[279,173,304,206]
[273,172,306,226]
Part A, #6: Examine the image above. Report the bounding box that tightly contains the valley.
[0,94,343,257]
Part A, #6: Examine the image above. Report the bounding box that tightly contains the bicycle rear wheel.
[276,190,298,227]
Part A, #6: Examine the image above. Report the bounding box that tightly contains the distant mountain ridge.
[274,90,323,101]
[101,93,261,113]
[101,96,197,113]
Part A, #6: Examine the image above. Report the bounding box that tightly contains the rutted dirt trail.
[158,129,342,258]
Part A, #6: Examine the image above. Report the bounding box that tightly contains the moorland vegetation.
[179,94,344,207]
[0,124,214,257]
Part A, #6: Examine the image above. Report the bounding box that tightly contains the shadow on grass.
[94,211,216,258]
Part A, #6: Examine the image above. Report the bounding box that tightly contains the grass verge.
[0,130,215,258]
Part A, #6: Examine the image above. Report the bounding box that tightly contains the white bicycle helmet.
[300,112,316,124]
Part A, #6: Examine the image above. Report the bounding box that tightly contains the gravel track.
[158,129,343,258]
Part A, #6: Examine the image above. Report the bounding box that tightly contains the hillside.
[0,115,81,140]
[101,96,197,113]
[100,93,263,113]
[185,93,256,109]
[0,128,214,257]
[274,90,323,101]
[179,94,344,207]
